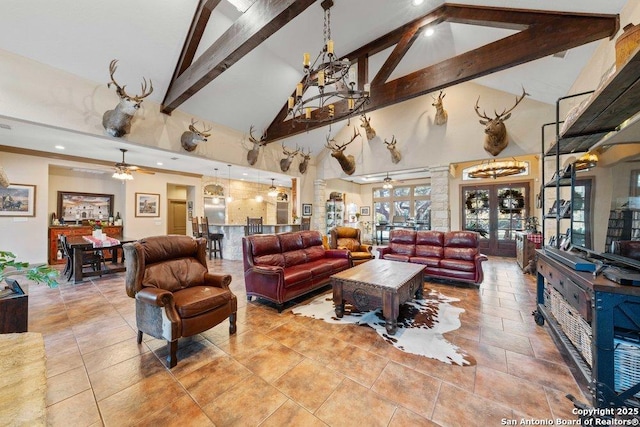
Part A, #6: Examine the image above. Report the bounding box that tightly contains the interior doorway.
[462,182,530,257]
[167,200,187,235]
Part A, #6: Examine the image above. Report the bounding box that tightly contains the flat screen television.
[568,146,640,272]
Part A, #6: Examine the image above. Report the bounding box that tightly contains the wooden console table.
[535,250,640,409]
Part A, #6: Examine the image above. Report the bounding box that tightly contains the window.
[373,183,431,227]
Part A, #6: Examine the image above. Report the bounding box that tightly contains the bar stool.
[246,217,263,236]
[201,216,223,260]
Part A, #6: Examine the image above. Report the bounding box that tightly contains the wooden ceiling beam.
[161,0,318,114]
[264,6,618,142]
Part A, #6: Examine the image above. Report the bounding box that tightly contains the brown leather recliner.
[123,235,237,368]
[329,226,374,266]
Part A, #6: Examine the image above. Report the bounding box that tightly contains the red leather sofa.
[242,230,351,311]
[377,229,487,285]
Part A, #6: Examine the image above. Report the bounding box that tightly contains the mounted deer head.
[180,119,212,152]
[432,91,448,125]
[384,135,401,164]
[298,147,312,174]
[102,59,153,137]
[243,125,267,166]
[325,127,360,176]
[474,87,528,156]
[359,114,376,140]
[280,143,300,172]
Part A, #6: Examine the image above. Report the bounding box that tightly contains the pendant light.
[383,173,393,189]
[226,164,233,203]
[268,178,278,197]
[212,168,220,204]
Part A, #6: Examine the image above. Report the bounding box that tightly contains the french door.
[462,183,530,257]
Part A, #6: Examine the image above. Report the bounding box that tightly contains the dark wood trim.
[170,0,222,82]
[161,0,318,114]
[264,5,618,142]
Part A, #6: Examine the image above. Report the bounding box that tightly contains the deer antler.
[189,119,212,137]
[495,86,528,119]
[282,143,300,157]
[107,59,153,101]
[474,96,491,121]
[328,127,360,152]
[384,135,397,147]
[248,125,267,144]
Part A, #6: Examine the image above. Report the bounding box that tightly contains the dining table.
[65,235,135,284]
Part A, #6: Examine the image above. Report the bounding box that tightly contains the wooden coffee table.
[331,259,425,335]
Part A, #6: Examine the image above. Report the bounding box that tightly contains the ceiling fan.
[112,148,154,180]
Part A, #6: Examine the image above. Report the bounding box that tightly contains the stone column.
[430,165,450,232]
[314,179,327,234]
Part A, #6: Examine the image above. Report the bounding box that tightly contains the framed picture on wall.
[360,206,370,216]
[135,193,160,217]
[57,191,113,222]
[0,184,36,217]
[302,203,312,217]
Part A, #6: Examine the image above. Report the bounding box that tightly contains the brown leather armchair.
[123,235,237,368]
[329,226,374,266]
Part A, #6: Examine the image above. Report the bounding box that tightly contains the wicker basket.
[616,23,640,68]
[614,338,640,398]
[545,284,593,366]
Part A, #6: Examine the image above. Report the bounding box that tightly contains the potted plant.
[0,251,58,289]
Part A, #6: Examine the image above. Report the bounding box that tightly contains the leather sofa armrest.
[377,246,391,257]
[249,265,284,275]
[476,254,488,263]
[204,272,232,290]
[136,287,174,307]
[325,249,350,258]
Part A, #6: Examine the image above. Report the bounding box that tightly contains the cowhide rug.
[292,289,473,366]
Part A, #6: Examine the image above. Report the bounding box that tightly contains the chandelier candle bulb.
[329,104,335,117]
[288,97,294,110]
[296,83,303,97]
[303,53,310,67]
[327,40,334,54]
[306,108,312,119]
[348,98,355,110]
[318,70,325,87]
[364,83,371,95]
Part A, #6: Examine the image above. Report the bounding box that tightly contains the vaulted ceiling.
[0,0,629,181]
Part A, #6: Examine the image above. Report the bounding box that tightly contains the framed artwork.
[302,203,312,217]
[58,191,113,222]
[360,206,371,216]
[0,184,36,217]
[135,193,160,217]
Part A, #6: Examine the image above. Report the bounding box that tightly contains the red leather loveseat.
[242,230,351,311]
[377,229,487,286]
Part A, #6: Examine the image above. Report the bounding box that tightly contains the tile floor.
[27,256,589,426]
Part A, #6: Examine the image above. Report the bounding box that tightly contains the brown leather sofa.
[377,229,487,285]
[242,230,351,311]
[329,226,374,265]
[123,235,237,368]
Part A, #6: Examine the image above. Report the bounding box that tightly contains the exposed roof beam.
[264,5,618,142]
[161,0,318,114]
[170,0,222,83]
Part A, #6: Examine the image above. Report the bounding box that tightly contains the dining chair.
[201,216,224,259]
[59,235,105,281]
[246,217,263,236]
[191,216,202,238]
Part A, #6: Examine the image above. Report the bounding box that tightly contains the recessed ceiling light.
[242,173,248,176]
[424,27,435,37]
[412,0,424,6]
[55,145,65,150]
[156,162,163,166]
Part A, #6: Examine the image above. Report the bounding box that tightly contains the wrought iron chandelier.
[287,0,370,125]
[467,159,527,179]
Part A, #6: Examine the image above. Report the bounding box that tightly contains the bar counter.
[206,224,301,261]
